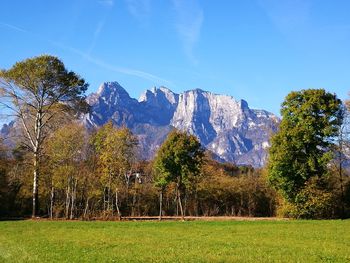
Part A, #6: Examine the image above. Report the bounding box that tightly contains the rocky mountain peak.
[87,81,132,106]
[79,82,279,167]
[97,82,132,104]
[139,86,178,106]
[84,82,138,128]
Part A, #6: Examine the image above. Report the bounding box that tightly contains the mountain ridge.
[83,82,279,167]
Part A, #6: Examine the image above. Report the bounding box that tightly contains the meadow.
[0,219,349,262]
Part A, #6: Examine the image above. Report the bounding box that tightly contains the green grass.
[0,220,349,262]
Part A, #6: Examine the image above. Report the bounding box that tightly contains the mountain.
[83,82,279,167]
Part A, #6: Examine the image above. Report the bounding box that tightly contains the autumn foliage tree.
[0,55,89,217]
[91,122,138,218]
[1,123,278,219]
[46,123,88,219]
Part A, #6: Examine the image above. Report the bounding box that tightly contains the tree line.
[0,55,349,219]
[0,120,277,219]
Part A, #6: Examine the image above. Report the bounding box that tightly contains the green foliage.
[294,181,334,219]
[268,89,343,202]
[278,178,335,219]
[153,130,204,218]
[153,129,204,189]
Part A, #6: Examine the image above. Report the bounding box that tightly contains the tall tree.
[268,89,343,202]
[46,123,88,219]
[153,129,204,220]
[92,122,138,218]
[0,55,89,217]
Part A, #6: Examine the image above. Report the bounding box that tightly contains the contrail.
[0,21,174,86]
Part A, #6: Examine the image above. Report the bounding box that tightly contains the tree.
[153,129,204,220]
[268,89,343,204]
[46,123,88,219]
[92,122,138,218]
[0,55,89,217]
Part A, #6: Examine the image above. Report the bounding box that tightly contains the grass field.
[0,219,349,262]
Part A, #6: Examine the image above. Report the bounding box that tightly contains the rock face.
[83,82,279,167]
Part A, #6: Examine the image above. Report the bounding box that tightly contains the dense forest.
[0,56,350,220]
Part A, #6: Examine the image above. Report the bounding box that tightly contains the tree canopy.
[153,129,204,219]
[268,89,343,202]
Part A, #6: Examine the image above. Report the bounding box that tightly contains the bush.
[277,178,335,219]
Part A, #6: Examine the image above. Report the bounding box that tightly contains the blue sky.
[1,0,350,116]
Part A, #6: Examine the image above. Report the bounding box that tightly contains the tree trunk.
[111,192,114,217]
[65,179,71,219]
[70,178,77,220]
[159,190,163,221]
[194,189,199,217]
[50,186,54,219]
[84,197,90,220]
[175,187,179,216]
[115,188,121,220]
[132,175,137,216]
[107,174,111,212]
[32,109,43,218]
[32,153,39,218]
[103,188,106,213]
[177,186,184,221]
[339,149,345,219]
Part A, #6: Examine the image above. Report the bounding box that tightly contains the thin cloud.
[50,41,174,86]
[88,19,106,54]
[124,0,151,23]
[89,1,114,54]
[1,21,173,86]
[172,0,203,64]
[0,22,28,33]
[98,0,114,7]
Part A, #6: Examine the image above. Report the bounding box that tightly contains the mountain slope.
[83,82,279,167]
